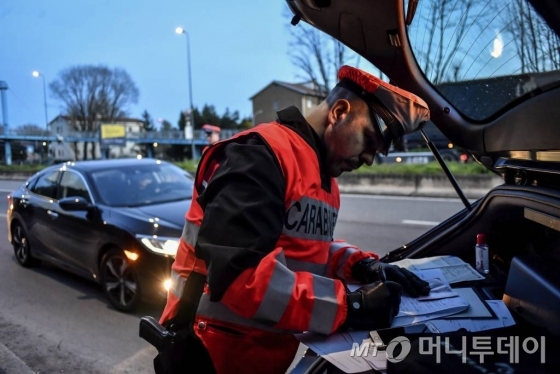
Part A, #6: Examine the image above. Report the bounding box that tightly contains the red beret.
[337,65,430,154]
[202,124,221,134]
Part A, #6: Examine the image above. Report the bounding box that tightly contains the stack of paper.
[294,258,513,373]
[391,268,469,327]
[295,329,375,373]
[391,255,485,283]
[429,300,516,333]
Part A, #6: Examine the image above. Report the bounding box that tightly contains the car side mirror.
[59,196,93,211]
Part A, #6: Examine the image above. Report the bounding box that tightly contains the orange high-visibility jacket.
[159,121,377,370]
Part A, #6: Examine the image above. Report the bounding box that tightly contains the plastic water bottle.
[475,233,490,274]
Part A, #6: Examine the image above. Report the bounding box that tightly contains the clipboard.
[442,287,497,319]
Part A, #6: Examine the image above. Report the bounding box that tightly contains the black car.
[6,158,193,312]
[287,0,560,372]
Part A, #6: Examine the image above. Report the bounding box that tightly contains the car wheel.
[11,222,40,267]
[100,248,141,312]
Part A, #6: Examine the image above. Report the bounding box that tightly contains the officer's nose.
[360,151,375,166]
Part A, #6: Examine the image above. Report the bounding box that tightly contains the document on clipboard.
[347,268,470,327]
[442,287,495,319]
[390,255,485,283]
[388,268,470,326]
[429,300,516,332]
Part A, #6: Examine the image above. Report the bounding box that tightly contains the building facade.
[49,115,143,160]
[250,81,326,125]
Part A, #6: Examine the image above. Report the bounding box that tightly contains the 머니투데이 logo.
[386,336,412,363]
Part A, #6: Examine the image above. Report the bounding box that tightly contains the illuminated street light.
[175,26,196,160]
[32,70,49,163]
[32,71,49,133]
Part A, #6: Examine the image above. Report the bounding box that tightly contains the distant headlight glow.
[137,235,180,257]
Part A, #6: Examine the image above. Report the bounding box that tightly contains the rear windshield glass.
[407,0,560,121]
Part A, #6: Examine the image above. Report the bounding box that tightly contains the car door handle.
[47,210,59,219]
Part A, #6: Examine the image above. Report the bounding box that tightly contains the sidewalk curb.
[0,342,35,374]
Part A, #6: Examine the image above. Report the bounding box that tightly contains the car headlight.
[137,235,180,257]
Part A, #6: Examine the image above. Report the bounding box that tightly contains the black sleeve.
[195,136,286,301]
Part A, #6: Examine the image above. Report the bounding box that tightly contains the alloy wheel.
[101,249,140,312]
[12,223,39,267]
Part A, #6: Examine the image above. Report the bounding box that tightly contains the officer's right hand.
[345,281,402,330]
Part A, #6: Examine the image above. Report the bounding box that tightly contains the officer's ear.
[328,99,351,127]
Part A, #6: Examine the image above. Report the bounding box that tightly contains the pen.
[378,267,386,283]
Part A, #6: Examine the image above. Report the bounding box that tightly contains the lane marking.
[402,219,440,226]
[0,213,6,218]
[341,193,476,203]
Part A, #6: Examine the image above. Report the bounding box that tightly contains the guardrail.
[0,170,504,199]
[376,150,461,164]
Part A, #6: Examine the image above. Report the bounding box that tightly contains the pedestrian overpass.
[0,128,241,164]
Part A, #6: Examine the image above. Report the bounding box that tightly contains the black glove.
[345,281,402,330]
[352,258,431,298]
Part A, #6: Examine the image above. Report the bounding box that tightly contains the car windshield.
[90,163,193,207]
[407,0,560,121]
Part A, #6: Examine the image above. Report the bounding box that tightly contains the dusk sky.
[1,0,365,130]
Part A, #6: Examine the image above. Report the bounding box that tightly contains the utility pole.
[0,81,12,165]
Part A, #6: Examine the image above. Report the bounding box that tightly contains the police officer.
[156,66,431,374]
[201,124,221,154]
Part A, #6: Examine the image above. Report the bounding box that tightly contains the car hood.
[286,0,560,176]
[105,199,190,237]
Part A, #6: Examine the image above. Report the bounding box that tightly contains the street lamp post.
[175,27,196,160]
[32,71,49,134]
[32,71,49,162]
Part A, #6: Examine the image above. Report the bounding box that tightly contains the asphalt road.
[0,179,468,373]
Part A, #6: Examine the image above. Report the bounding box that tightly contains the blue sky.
[0,0,311,129]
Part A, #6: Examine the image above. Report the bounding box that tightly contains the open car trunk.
[390,183,560,335]
[287,0,560,372]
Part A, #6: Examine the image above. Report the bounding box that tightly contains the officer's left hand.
[352,258,431,297]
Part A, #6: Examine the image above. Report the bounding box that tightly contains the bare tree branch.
[285,7,359,96]
[49,65,139,160]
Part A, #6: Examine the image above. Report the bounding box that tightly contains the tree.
[219,108,240,129]
[195,104,221,129]
[285,9,360,95]
[139,110,155,157]
[160,119,174,132]
[498,0,560,73]
[411,0,559,81]
[15,124,44,135]
[171,111,188,160]
[410,0,483,85]
[238,116,253,130]
[49,65,139,160]
[178,111,187,131]
[141,110,155,132]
